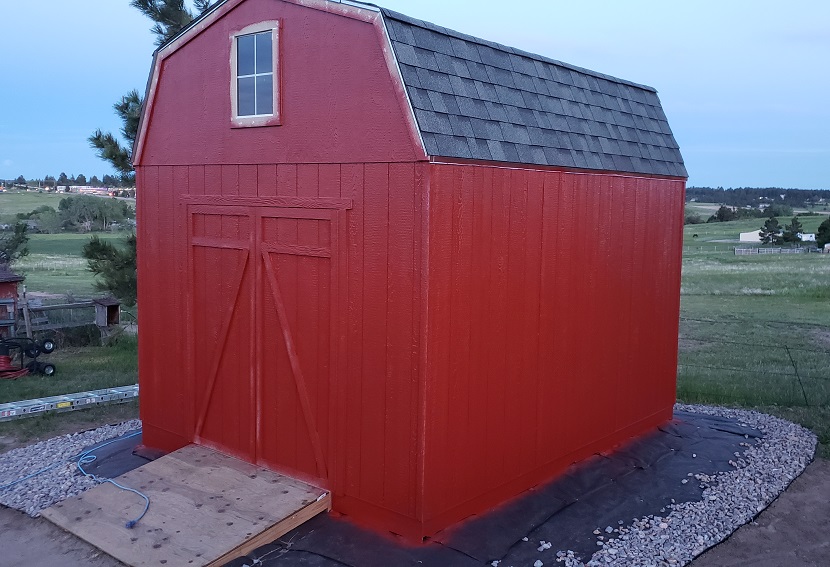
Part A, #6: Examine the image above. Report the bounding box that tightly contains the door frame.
[180,194,351,488]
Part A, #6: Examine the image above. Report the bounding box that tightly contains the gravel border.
[549,404,817,567]
[0,420,141,517]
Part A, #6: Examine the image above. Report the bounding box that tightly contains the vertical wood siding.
[138,161,427,528]
[422,163,685,530]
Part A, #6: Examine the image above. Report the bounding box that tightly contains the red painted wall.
[419,163,685,534]
[136,0,686,544]
[139,0,420,167]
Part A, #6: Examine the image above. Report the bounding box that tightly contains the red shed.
[0,267,24,338]
[133,0,687,541]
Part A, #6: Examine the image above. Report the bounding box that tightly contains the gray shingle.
[409,88,433,111]
[427,90,448,113]
[415,67,453,94]
[477,44,513,70]
[449,114,475,137]
[485,65,515,88]
[414,110,454,135]
[470,117,504,141]
[449,75,478,98]
[494,85,524,107]
[456,96,490,120]
[474,81,499,103]
[383,10,685,177]
[484,101,509,122]
[509,54,537,76]
[434,134,473,158]
[512,72,536,92]
[450,37,482,62]
[466,61,490,82]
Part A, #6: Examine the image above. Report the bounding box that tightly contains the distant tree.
[782,216,804,244]
[102,174,121,188]
[684,212,704,225]
[14,175,26,185]
[57,172,69,186]
[76,173,87,186]
[43,175,56,188]
[90,1,214,184]
[0,222,29,266]
[766,203,793,218]
[816,218,830,249]
[707,205,738,223]
[759,217,782,245]
[89,175,102,187]
[83,234,137,306]
[36,209,63,234]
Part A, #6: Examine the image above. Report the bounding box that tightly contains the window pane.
[237,34,255,76]
[256,74,274,115]
[255,32,272,74]
[238,77,256,116]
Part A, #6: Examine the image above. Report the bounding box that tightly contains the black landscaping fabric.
[222,411,761,567]
[75,430,151,479]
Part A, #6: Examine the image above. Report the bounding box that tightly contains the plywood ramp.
[42,445,330,567]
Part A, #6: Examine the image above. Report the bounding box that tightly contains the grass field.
[678,212,830,457]
[14,233,127,297]
[0,190,66,220]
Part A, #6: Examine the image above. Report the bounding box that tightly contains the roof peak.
[379,7,657,94]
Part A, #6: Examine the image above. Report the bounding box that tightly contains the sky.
[1,0,828,189]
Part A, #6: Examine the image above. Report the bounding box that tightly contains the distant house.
[740,230,762,243]
[800,233,816,242]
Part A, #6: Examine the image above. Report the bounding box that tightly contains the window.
[231,22,280,127]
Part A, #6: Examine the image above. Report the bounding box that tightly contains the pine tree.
[89,2,214,183]
[781,216,804,244]
[759,217,782,245]
[0,222,29,267]
[816,218,830,249]
[83,234,138,306]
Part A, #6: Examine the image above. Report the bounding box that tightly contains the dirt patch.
[692,458,830,566]
[0,506,124,567]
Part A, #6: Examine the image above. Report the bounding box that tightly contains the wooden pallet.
[42,445,330,566]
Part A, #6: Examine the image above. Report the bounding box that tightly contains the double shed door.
[186,202,342,483]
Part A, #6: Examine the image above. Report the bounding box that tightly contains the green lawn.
[677,215,830,456]
[14,233,128,298]
[0,335,138,404]
[0,190,66,220]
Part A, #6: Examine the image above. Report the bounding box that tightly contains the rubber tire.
[24,345,40,358]
[41,363,56,376]
[40,340,56,354]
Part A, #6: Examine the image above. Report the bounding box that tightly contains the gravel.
[551,404,817,567]
[0,420,141,517]
[0,405,818,566]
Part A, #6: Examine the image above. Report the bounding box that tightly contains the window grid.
[237,31,273,117]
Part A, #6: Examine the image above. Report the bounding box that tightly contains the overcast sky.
[1,0,828,189]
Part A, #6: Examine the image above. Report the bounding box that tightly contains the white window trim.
[230,20,281,127]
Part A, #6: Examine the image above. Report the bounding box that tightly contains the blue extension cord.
[1,430,151,529]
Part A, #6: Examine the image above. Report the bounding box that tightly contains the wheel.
[23,344,40,358]
[40,339,56,354]
[40,363,56,376]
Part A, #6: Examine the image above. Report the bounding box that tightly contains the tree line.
[3,172,126,189]
[687,187,830,209]
[12,195,135,234]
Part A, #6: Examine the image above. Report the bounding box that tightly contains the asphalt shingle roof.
[382,9,687,177]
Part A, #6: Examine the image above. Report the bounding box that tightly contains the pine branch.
[88,129,134,177]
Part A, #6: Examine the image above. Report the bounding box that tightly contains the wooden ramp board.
[41,444,330,567]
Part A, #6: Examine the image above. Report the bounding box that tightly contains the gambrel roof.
[135,0,686,178]
[382,8,686,177]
